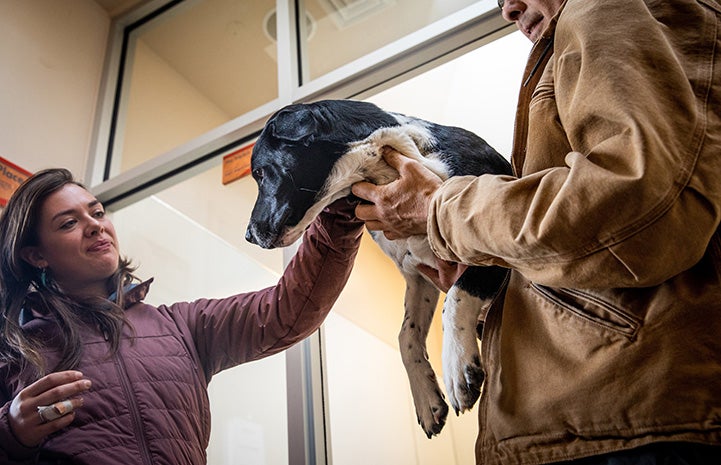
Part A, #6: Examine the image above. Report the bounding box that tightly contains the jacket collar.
[19,278,154,325]
[108,278,154,308]
[511,0,567,176]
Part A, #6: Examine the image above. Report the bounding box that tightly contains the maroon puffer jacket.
[0,201,363,464]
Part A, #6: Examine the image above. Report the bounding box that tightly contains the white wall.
[0,0,110,179]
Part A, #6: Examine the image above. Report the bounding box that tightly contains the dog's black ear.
[270,106,319,145]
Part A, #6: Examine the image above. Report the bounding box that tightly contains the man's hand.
[352,148,442,240]
[418,258,468,293]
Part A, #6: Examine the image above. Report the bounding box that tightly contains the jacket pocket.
[529,283,641,340]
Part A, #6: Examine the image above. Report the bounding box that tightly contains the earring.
[40,267,48,287]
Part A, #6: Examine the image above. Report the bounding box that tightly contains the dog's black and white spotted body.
[245,100,511,437]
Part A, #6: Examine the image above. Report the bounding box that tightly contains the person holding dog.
[0,168,364,464]
[352,0,721,464]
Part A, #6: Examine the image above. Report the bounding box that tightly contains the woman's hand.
[352,148,442,240]
[9,371,91,447]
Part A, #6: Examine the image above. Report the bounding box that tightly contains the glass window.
[100,2,526,458]
[299,0,481,81]
[111,0,278,176]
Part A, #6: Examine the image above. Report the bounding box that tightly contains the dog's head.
[245,100,398,249]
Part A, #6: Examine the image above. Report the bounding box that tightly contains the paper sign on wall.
[222,143,254,185]
[0,157,32,207]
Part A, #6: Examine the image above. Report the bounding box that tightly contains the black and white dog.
[245,100,511,437]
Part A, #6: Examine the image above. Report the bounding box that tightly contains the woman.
[0,168,364,464]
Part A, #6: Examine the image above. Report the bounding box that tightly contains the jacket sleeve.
[0,402,39,464]
[168,198,364,380]
[428,0,721,289]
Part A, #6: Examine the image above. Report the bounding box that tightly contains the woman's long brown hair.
[0,168,138,377]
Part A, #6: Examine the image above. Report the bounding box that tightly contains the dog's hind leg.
[442,265,508,414]
[398,272,449,438]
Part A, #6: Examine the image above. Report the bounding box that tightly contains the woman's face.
[21,184,120,297]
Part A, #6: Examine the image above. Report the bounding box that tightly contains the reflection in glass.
[115,0,278,174]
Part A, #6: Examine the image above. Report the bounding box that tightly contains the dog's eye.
[253,168,264,180]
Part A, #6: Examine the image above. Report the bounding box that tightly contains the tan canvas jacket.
[427,0,721,463]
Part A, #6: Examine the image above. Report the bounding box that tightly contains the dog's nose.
[245,227,256,245]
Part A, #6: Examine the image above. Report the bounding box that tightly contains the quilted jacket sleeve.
[427,0,721,289]
[0,402,39,464]
[167,198,364,380]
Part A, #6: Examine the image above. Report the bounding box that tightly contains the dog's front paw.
[444,353,484,415]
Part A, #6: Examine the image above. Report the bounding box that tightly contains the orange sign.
[0,157,32,207]
[222,143,254,185]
